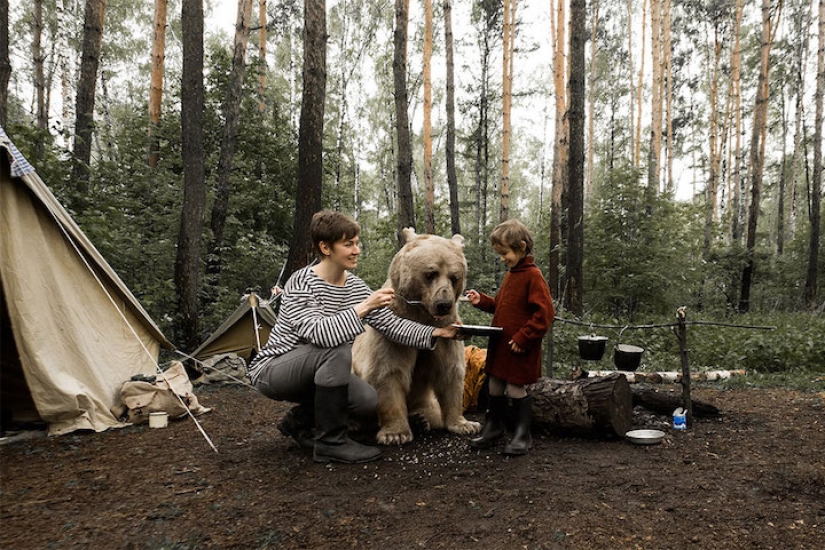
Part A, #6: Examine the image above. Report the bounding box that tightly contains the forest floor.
[1,381,824,550]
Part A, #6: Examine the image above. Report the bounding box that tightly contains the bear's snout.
[434,300,453,316]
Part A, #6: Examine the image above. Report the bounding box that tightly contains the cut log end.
[528,373,633,438]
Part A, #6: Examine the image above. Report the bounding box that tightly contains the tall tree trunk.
[0,0,9,128]
[423,0,434,233]
[566,0,585,316]
[500,0,514,223]
[634,0,647,168]
[790,0,812,244]
[806,0,824,310]
[258,0,267,114]
[72,0,107,191]
[286,0,326,276]
[585,0,599,201]
[648,0,663,193]
[148,0,168,168]
[176,0,207,352]
[663,0,673,194]
[729,0,744,245]
[394,0,415,245]
[56,0,73,147]
[626,0,634,166]
[207,0,254,296]
[444,0,460,237]
[704,21,724,257]
[549,0,567,300]
[739,0,776,313]
[33,0,47,161]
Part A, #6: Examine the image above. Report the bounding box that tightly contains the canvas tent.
[192,293,277,363]
[0,128,174,436]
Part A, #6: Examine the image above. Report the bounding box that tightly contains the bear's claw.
[377,428,414,446]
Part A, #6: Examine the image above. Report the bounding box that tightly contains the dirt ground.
[1,381,824,550]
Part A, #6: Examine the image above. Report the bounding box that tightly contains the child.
[465,219,555,455]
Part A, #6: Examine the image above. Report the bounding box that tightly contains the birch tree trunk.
[394,0,415,246]
[728,0,744,245]
[663,0,674,194]
[648,0,663,193]
[806,0,824,310]
[739,0,776,313]
[704,20,724,256]
[72,0,106,190]
[635,0,648,168]
[423,0,434,234]
[444,0,461,237]
[286,0,326,276]
[176,0,207,351]
[788,0,811,244]
[148,0,167,168]
[56,0,74,148]
[626,0,634,165]
[207,0,254,295]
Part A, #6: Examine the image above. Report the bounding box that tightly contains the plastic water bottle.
[672,407,686,431]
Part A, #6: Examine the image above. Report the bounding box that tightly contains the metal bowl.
[625,429,665,445]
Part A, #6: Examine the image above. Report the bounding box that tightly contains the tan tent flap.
[0,133,173,436]
[192,293,277,361]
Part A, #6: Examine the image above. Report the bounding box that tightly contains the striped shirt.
[247,267,436,383]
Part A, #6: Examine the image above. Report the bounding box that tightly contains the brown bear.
[352,229,481,445]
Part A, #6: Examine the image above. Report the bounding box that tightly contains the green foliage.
[584,165,702,320]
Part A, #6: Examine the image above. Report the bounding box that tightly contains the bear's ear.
[451,234,465,248]
[401,227,418,243]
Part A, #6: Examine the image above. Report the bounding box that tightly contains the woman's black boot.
[313,385,382,464]
[469,395,507,449]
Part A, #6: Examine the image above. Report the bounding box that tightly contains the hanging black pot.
[614,344,644,371]
[578,335,608,361]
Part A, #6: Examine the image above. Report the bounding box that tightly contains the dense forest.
[2,0,823,373]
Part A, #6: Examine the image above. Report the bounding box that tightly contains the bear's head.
[388,228,466,323]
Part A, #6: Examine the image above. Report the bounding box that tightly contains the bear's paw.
[447,417,482,436]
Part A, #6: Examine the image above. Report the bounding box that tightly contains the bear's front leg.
[375,378,415,445]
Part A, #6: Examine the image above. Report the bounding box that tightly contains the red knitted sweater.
[473,256,555,385]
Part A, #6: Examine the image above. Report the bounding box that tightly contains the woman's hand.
[464,289,481,305]
[355,288,396,318]
[433,324,461,339]
[509,340,525,354]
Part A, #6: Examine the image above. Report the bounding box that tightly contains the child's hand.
[509,340,525,354]
[464,289,481,305]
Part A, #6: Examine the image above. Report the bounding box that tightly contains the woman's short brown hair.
[489,219,534,255]
[310,210,361,257]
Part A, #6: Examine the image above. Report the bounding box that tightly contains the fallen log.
[527,373,633,438]
[630,387,720,417]
[578,369,745,384]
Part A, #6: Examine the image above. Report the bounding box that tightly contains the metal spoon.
[395,294,424,306]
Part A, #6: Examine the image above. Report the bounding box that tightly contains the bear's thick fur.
[352,229,481,445]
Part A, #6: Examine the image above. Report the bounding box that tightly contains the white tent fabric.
[0,128,173,436]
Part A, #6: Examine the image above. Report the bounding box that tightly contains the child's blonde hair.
[489,219,534,255]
